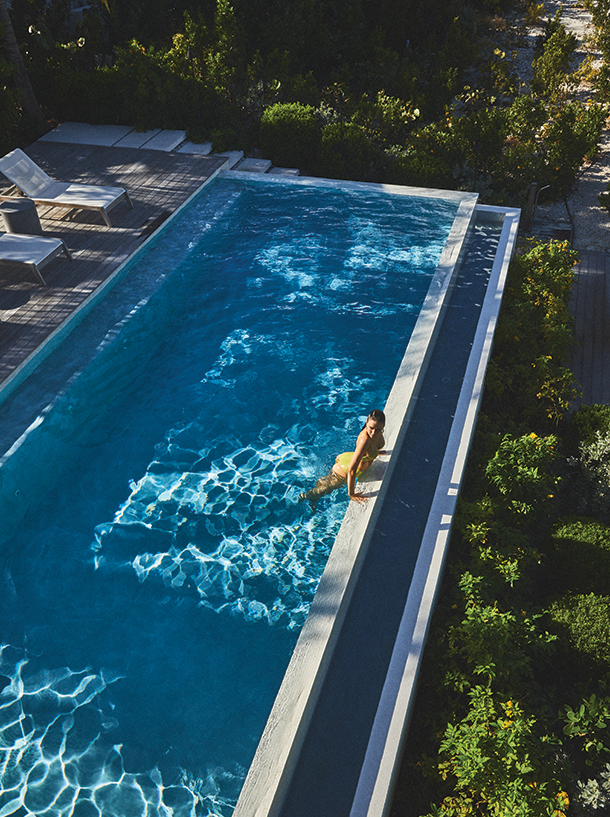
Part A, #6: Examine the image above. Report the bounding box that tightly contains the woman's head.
[363,409,385,431]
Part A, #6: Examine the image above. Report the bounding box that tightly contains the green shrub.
[385,144,453,189]
[546,517,610,597]
[563,404,610,456]
[540,101,608,195]
[548,592,610,664]
[259,102,320,169]
[532,25,577,99]
[566,429,610,522]
[314,121,374,181]
[482,240,579,431]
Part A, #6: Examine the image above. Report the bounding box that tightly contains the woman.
[299,409,386,511]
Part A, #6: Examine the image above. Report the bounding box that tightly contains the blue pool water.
[0,177,458,816]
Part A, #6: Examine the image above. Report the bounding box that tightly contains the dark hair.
[362,409,385,430]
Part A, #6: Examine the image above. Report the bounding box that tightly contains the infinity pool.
[0,176,459,816]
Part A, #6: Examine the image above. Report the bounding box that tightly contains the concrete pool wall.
[234,203,520,817]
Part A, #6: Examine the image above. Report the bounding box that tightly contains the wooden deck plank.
[0,143,226,387]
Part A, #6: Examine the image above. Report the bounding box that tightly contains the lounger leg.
[61,240,73,261]
[30,263,46,286]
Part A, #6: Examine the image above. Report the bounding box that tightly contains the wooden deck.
[569,250,610,406]
[0,142,226,388]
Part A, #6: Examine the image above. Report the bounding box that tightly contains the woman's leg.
[299,470,345,511]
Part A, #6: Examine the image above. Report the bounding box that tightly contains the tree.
[0,0,45,128]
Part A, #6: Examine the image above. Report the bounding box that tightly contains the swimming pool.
[0,175,465,816]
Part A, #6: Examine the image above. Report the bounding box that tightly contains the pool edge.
[233,192,483,817]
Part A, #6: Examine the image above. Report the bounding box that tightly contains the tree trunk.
[0,0,45,127]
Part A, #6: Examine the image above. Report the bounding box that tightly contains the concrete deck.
[0,142,226,394]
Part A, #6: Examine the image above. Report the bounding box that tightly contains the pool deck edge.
[233,192,481,817]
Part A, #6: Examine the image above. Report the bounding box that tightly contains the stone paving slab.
[268,167,300,176]
[141,130,187,151]
[178,141,213,155]
[237,158,272,173]
[216,150,244,169]
[39,122,134,146]
[114,129,162,148]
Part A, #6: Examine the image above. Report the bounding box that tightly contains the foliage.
[315,121,375,180]
[567,404,610,449]
[565,429,610,522]
[574,763,610,812]
[532,17,577,100]
[539,101,608,195]
[485,433,558,515]
[0,45,19,155]
[545,517,610,598]
[429,688,566,817]
[482,240,579,432]
[561,695,610,764]
[259,102,320,169]
[548,592,610,664]
[351,90,420,147]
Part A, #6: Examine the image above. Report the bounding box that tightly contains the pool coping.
[233,185,486,817]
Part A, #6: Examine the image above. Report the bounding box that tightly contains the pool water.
[0,178,458,816]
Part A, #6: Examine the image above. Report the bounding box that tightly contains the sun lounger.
[0,148,133,227]
[0,232,73,285]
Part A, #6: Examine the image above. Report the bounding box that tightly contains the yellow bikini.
[335,449,378,477]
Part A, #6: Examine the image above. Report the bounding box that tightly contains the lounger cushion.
[0,232,63,265]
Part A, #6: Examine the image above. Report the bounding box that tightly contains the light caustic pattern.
[0,179,457,816]
[94,327,358,633]
[0,645,246,815]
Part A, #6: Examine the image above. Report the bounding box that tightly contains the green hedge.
[548,592,610,664]
[259,102,320,169]
[545,517,610,598]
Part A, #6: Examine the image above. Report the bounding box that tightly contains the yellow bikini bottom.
[334,451,376,476]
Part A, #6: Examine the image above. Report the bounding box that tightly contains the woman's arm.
[347,431,369,503]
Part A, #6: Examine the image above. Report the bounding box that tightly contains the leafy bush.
[575,764,610,812]
[565,429,610,522]
[385,141,454,190]
[482,240,580,432]
[485,432,559,516]
[431,686,566,817]
[540,101,608,195]
[351,90,420,147]
[532,24,577,99]
[259,102,320,169]
[563,404,610,456]
[548,592,610,663]
[314,121,374,180]
[545,517,610,597]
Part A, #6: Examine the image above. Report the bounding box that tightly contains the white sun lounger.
[0,148,133,227]
[0,232,73,285]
